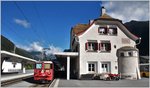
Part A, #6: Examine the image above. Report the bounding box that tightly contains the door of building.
[101,62,110,73]
[88,62,97,73]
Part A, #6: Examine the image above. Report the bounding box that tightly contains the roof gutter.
[136,37,142,45]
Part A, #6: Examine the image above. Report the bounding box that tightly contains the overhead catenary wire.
[2,21,33,45]
[33,2,50,45]
[14,1,46,45]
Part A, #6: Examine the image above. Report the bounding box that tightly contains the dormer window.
[98,25,117,35]
[108,28,114,35]
[98,25,107,35]
[108,25,117,35]
[98,27,107,35]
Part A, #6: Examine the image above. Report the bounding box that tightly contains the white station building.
[68,7,141,79]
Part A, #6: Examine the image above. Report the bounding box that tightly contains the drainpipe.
[135,37,141,79]
[74,35,80,79]
[75,35,79,43]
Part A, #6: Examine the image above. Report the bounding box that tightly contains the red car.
[34,61,54,82]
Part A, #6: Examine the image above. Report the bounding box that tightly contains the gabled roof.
[71,11,139,41]
[72,24,90,35]
[71,13,121,36]
[100,13,112,19]
[96,13,122,22]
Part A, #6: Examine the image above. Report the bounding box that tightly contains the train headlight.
[41,70,44,73]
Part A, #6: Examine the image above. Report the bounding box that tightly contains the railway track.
[29,79,55,87]
[29,82,51,87]
[1,75,33,87]
[1,77,55,87]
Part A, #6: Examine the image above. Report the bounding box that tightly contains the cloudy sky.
[2,1,149,54]
[103,1,149,23]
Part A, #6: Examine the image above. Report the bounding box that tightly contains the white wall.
[78,23,136,75]
[2,60,22,73]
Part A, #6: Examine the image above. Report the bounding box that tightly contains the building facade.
[70,7,140,79]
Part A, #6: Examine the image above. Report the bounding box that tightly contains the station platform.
[51,78,149,87]
[1,70,34,82]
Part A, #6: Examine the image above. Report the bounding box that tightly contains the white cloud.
[17,44,31,51]
[17,42,62,54]
[17,42,43,52]
[102,1,149,22]
[30,42,43,52]
[46,44,62,55]
[14,18,30,28]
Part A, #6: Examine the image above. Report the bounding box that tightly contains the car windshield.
[36,63,42,69]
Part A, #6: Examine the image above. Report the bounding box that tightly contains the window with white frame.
[101,62,110,73]
[99,41,111,52]
[88,62,97,73]
[98,26,107,35]
[108,25,117,35]
[85,41,98,51]
[98,25,117,35]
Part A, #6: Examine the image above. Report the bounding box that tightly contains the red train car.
[34,61,54,82]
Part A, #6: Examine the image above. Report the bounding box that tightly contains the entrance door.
[101,62,110,73]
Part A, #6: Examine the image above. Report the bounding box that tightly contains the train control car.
[34,61,54,82]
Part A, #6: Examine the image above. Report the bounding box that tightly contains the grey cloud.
[102,1,149,22]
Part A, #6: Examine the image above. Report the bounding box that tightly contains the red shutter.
[85,42,88,50]
[115,28,118,35]
[109,43,111,51]
[106,27,108,34]
[98,27,100,33]
[96,43,98,50]
[99,43,101,51]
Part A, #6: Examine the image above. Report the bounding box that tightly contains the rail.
[1,73,33,86]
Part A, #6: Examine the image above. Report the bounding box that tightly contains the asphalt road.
[58,78,149,87]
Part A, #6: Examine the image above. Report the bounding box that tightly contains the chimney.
[101,6,106,15]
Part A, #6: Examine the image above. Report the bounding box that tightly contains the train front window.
[44,64,51,69]
[36,63,42,69]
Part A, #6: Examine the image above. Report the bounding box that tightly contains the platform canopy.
[1,50,37,63]
[54,52,78,57]
[54,52,78,80]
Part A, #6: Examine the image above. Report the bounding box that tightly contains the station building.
[69,7,141,79]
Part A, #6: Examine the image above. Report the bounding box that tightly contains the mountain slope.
[1,35,34,59]
[124,20,149,56]
[1,35,15,52]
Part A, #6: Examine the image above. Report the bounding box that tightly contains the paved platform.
[52,78,149,87]
[1,70,34,82]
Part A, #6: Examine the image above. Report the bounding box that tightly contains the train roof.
[36,61,53,63]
